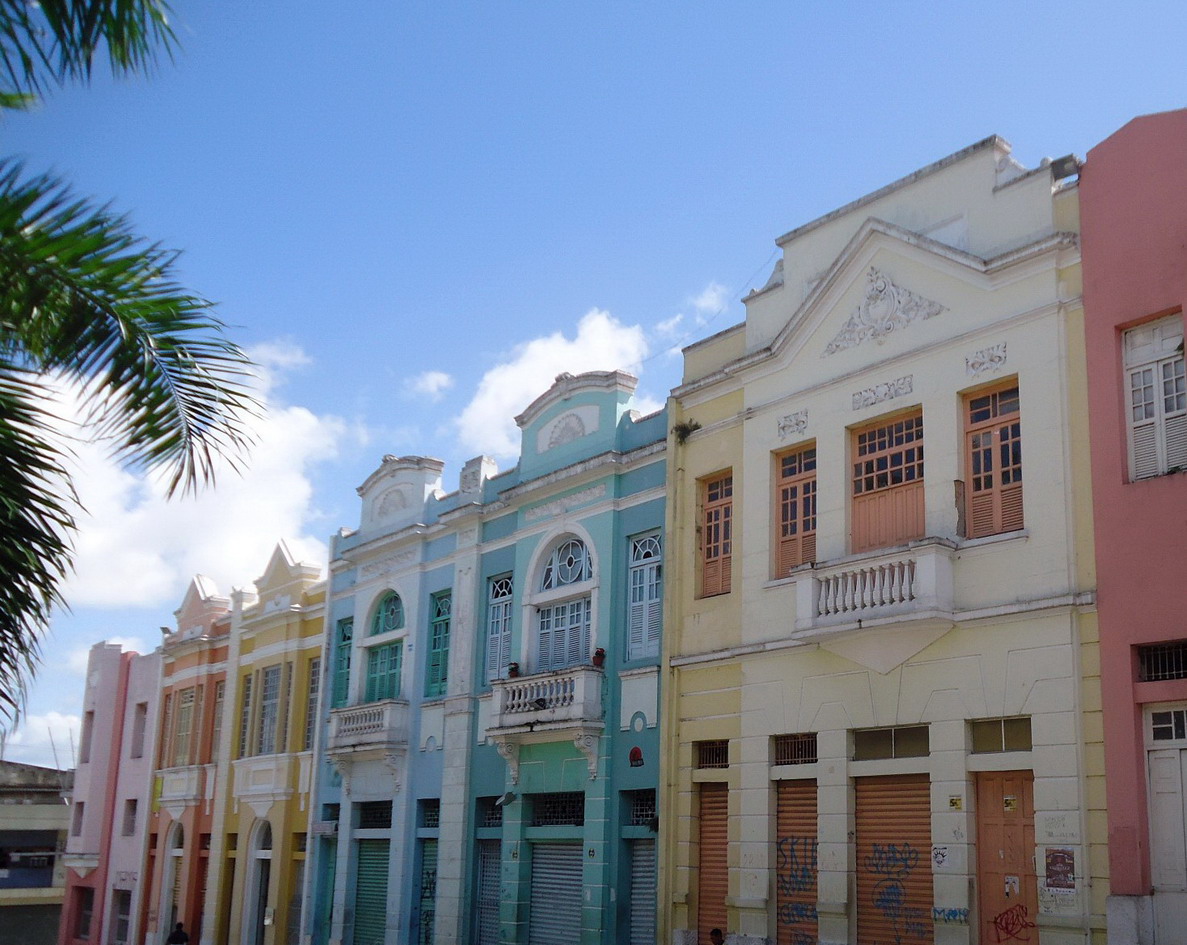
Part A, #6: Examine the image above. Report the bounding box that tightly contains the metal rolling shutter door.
[698,782,728,944]
[629,839,656,945]
[856,774,933,945]
[528,843,583,945]
[353,839,390,945]
[476,840,501,945]
[775,780,818,945]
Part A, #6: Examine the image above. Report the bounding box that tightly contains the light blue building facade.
[305,370,666,945]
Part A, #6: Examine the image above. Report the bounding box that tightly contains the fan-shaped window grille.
[541,539,591,590]
[371,592,404,636]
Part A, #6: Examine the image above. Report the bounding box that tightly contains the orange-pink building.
[141,578,231,945]
[1081,108,1187,944]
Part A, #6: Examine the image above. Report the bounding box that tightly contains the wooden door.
[976,771,1037,945]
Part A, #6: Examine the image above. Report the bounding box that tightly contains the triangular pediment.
[172,575,230,636]
[254,541,321,600]
[767,218,989,363]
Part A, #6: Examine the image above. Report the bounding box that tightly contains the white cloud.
[3,710,80,769]
[456,309,649,458]
[47,343,345,609]
[404,370,454,401]
[691,282,729,323]
[655,313,683,337]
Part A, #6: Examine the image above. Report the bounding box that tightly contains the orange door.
[775,780,818,945]
[976,771,1038,944]
[855,774,933,944]
[698,782,728,944]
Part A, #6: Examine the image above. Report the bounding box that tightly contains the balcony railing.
[487,666,603,736]
[232,753,297,799]
[793,538,955,636]
[327,699,409,756]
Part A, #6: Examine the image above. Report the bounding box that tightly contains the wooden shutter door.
[855,774,933,945]
[775,780,818,945]
[528,843,583,945]
[353,839,390,945]
[698,782,728,944]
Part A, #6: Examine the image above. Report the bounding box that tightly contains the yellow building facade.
[660,139,1106,945]
[207,543,326,945]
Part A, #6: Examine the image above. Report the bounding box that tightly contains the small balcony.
[790,538,956,672]
[327,699,409,759]
[232,754,298,807]
[487,666,604,737]
[158,764,206,807]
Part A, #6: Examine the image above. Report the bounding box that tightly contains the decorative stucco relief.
[965,342,1007,377]
[536,404,599,454]
[852,375,914,410]
[777,410,808,439]
[824,268,946,355]
[360,549,416,578]
[524,483,607,522]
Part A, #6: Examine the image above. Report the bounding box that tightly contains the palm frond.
[0,368,75,722]
[0,0,175,106]
[0,159,260,497]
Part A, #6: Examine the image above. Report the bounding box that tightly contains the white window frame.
[529,536,596,673]
[485,576,514,682]
[627,533,662,661]
[1125,313,1186,479]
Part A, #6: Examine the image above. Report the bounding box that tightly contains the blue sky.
[3,2,1183,764]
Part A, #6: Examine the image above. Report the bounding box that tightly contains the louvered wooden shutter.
[701,475,733,596]
[528,843,583,945]
[353,839,390,945]
[775,780,818,945]
[698,782,728,943]
[855,775,933,945]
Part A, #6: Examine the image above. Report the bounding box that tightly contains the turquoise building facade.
[305,370,666,945]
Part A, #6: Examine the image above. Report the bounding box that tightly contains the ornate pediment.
[823,268,946,355]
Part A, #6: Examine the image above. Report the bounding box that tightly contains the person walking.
[166,922,190,944]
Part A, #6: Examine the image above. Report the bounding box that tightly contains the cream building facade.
[660,138,1106,945]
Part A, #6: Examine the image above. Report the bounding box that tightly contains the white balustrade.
[793,538,955,635]
[488,666,603,735]
[328,699,409,754]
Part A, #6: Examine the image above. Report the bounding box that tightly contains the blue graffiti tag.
[864,843,927,943]
[932,906,970,924]
[776,835,818,935]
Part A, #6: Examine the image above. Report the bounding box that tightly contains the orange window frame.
[850,411,925,553]
[964,382,1022,538]
[774,444,817,576]
[700,472,733,597]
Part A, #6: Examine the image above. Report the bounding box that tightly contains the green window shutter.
[332,619,353,709]
[366,642,402,702]
[425,592,451,698]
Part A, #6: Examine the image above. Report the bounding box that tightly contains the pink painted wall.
[1080,108,1187,896]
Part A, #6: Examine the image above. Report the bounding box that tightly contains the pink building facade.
[60,642,162,945]
[1081,109,1187,945]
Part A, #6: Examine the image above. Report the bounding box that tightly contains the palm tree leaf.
[0,367,75,721]
[0,159,260,498]
[0,0,175,105]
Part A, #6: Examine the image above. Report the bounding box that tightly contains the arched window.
[370,592,404,636]
[541,539,592,590]
[535,537,594,672]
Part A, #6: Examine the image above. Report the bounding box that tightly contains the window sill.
[956,528,1029,550]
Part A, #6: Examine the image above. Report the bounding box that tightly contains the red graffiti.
[992,903,1036,942]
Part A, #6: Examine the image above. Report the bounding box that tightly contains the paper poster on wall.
[1045,847,1076,894]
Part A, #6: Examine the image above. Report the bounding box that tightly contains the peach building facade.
[1080,109,1187,945]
